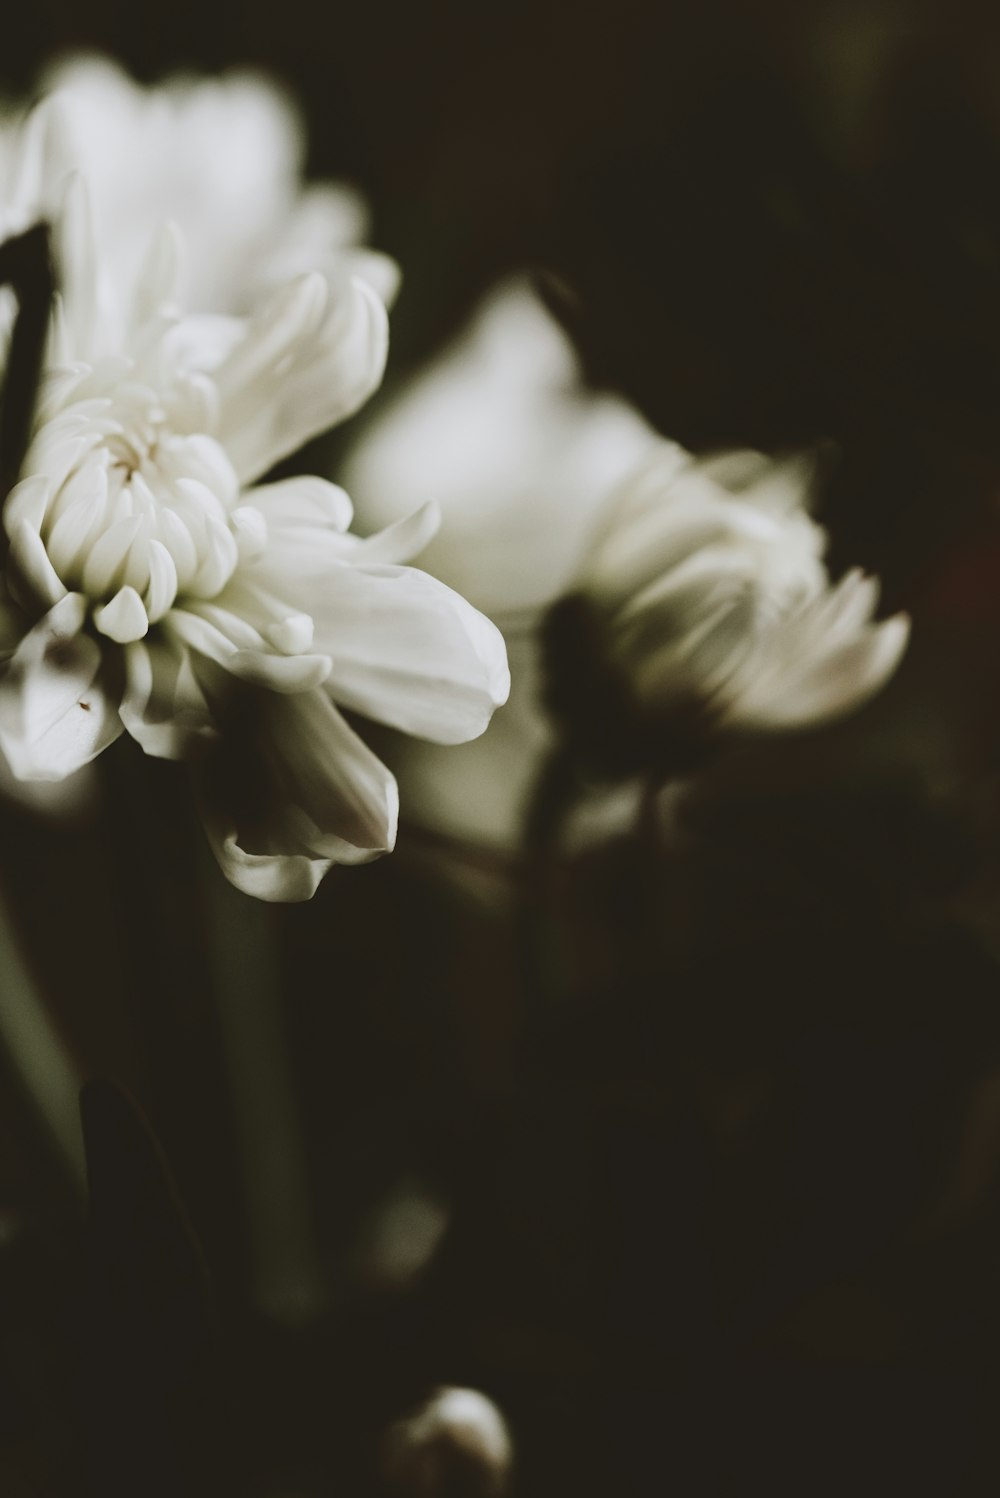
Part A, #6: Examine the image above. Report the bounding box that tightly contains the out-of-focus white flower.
[378,1386,513,1496]
[580,445,910,732]
[343,278,659,849]
[29,53,399,312]
[355,1177,450,1290]
[0,105,508,900]
[345,281,909,852]
[347,278,657,618]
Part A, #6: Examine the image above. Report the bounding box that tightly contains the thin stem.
[517,744,583,1011]
[0,885,86,1194]
[0,222,54,503]
[198,852,329,1326]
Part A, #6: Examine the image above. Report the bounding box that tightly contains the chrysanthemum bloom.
[574,445,910,743]
[18,53,398,312]
[0,113,508,899]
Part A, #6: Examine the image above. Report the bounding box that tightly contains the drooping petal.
[119,634,216,759]
[194,688,399,900]
[310,562,510,744]
[0,592,122,779]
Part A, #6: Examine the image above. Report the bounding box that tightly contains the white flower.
[27,53,398,312]
[342,278,659,848]
[581,445,910,732]
[0,107,508,900]
[344,280,909,854]
[379,1387,513,1495]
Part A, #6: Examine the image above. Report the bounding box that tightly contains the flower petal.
[94,584,149,644]
[346,501,441,566]
[131,219,183,329]
[0,593,122,779]
[195,688,398,900]
[244,474,354,534]
[120,635,217,759]
[215,272,388,483]
[8,520,68,610]
[721,593,911,731]
[313,562,510,744]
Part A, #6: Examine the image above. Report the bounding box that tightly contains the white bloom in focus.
[0,109,508,900]
[28,53,399,312]
[343,278,659,848]
[580,445,910,732]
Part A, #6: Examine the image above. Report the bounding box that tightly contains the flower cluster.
[0,58,912,887]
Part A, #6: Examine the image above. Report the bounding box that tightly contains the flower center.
[9,366,256,644]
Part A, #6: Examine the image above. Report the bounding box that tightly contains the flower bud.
[377,1387,513,1497]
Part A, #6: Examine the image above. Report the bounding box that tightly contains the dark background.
[2,1,1000,1494]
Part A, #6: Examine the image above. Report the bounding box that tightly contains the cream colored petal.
[721,599,910,731]
[313,562,510,745]
[195,689,398,901]
[214,271,388,483]
[120,635,217,759]
[0,593,122,779]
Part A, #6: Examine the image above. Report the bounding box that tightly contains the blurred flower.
[378,1386,513,1497]
[0,104,508,899]
[346,277,656,618]
[355,1177,450,1291]
[577,445,910,737]
[346,282,909,849]
[22,52,398,312]
[343,278,658,849]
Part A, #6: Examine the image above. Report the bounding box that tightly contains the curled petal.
[120,636,216,759]
[216,272,389,483]
[4,475,50,539]
[344,501,441,566]
[94,585,149,643]
[342,249,400,307]
[8,520,68,610]
[312,562,510,744]
[195,688,398,901]
[244,474,354,535]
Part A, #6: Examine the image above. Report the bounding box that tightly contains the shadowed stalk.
[0,224,84,1194]
[0,222,54,506]
[197,847,329,1326]
[0,886,86,1192]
